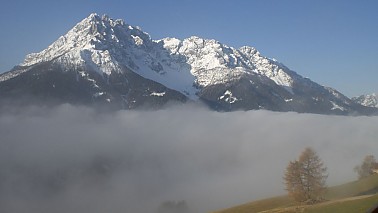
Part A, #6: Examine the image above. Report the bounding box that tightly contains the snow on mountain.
[16,13,300,100]
[159,36,297,92]
[352,93,378,108]
[1,13,376,115]
[19,13,199,99]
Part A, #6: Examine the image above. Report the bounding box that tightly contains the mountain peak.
[83,13,113,23]
[20,14,141,68]
[78,13,128,35]
[101,14,109,21]
[4,14,377,115]
[239,46,259,56]
[352,93,378,108]
[88,12,99,19]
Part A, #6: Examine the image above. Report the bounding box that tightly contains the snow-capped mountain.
[0,13,376,115]
[352,93,378,108]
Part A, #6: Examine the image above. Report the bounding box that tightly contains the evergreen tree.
[284,147,328,203]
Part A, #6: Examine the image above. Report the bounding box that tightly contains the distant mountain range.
[352,93,378,108]
[0,13,376,115]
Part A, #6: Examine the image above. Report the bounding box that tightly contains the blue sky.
[0,0,377,97]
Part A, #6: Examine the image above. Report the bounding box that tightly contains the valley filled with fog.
[0,104,377,213]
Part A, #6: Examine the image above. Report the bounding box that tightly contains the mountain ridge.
[352,93,378,108]
[0,13,376,115]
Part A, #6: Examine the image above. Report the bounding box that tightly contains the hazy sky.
[0,104,377,212]
[0,0,377,97]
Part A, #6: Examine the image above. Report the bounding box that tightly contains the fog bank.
[0,104,377,212]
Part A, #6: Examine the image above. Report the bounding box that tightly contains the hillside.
[214,174,378,213]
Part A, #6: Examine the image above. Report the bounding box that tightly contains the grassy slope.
[214,174,378,213]
[304,194,378,213]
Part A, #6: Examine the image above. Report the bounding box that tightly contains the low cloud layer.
[0,104,377,213]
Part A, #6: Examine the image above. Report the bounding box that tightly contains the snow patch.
[93,92,105,97]
[331,101,345,111]
[131,35,144,46]
[353,93,378,108]
[219,90,239,104]
[87,78,100,88]
[0,67,31,82]
[150,92,166,97]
